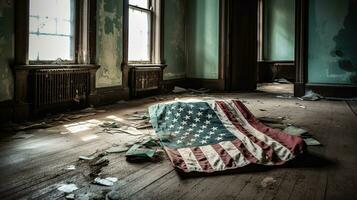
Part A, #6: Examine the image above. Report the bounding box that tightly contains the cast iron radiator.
[129,66,163,97]
[29,68,91,109]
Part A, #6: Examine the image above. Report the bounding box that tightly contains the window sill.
[128,63,167,69]
[14,64,100,70]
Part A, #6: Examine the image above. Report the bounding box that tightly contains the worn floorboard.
[0,92,356,200]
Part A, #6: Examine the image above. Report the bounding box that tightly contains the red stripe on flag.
[217,101,283,164]
[232,100,306,155]
[211,143,236,168]
[230,139,259,163]
[191,147,215,172]
[164,147,189,172]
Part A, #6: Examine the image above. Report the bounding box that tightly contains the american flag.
[149,99,306,173]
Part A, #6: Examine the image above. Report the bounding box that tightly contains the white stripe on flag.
[210,102,268,164]
[219,141,251,167]
[177,148,203,172]
[226,100,294,161]
[200,145,226,171]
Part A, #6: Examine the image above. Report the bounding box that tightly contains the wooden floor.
[0,92,357,200]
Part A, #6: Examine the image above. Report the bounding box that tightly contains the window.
[29,0,75,62]
[128,0,152,62]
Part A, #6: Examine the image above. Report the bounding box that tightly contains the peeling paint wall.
[163,0,186,80]
[264,0,295,61]
[0,0,14,102]
[308,0,357,84]
[186,0,219,79]
[96,0,123,88]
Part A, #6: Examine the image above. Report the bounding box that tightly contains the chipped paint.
[96,0,123,88]
[163,0,186,80]
[0,0,14,102]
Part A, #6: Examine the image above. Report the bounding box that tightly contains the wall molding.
[306,84,357,98]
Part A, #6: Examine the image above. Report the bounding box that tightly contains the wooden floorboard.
[0,93,356,200]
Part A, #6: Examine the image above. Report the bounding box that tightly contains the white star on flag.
[207,114,213,119]
[194,118,200,122]
[198,129,204,133]
[205,120,210,125]
[194,134,200,138]
[178,107,184,112]
[197,112,203,116]
[200,140,208,144]
[201,125,207,129]
[184,115,190,120]
[188,110,193,114]
[212,127,218,131]
[216,136,223,141]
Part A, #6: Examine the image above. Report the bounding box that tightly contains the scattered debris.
[259,109,267,112]
[11,131,34,139]
[117,100,127,104]
[298,90,323,101]
[172,86,188,93]
[284,125,321,146]
[106,145,129,153]
[107,190,121,200]
[57,184,78,193]
[296,103,307,109]
[93,177,118,186]
[274,78,292,84]
[188,88,211,94]
[65,165,76,171]
[15,122,50,131]
[79,155,96,161]
[276,94,294,99]
[261,177,277,188]
[91,157,109,166]
[125,142,160,162]
[65,193,75,200]
[126,111,150,120]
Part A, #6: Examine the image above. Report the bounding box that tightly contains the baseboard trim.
[0,100,14,122]
[306,83,357,98]
[93,86,129,106]
[185,78,225,91]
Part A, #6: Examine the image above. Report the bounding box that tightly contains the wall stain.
[164,0,186,80]
[96,0,123,88]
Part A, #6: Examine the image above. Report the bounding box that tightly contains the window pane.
[129,0,149,9]
[29,0,75,61]
[128,8,151,62]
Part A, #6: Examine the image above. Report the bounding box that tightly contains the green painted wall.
[96,0,123,87]
[264,0,295,61]
[163,0,186,80]
[308,0,357,84]
[0,0,14,102]
[186,0,219,79]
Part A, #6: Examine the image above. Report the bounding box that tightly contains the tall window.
[29,0,75,62]
[128,0,152,62]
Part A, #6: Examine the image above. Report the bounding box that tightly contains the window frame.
[128,0,154,64]
[28,0,80,64]
[15,0,97,66]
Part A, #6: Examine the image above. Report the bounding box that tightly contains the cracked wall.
[96,0,123,88]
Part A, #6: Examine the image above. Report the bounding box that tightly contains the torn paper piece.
[57,184,78,193]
